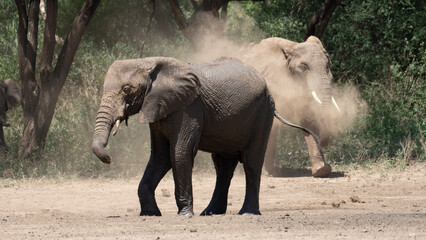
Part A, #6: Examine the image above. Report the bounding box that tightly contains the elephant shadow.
[269,167,345,178]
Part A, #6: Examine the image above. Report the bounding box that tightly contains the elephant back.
[192,59,271,120]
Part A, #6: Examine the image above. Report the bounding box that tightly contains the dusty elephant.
[92,57,322,216]
[243,36,341,177]
[0,78,22,151]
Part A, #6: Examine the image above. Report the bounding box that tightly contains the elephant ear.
[305,36,323,47]
[264,37,297,61]
[139,60,200,123]
[1,78,22,109]
[255,37,297,60]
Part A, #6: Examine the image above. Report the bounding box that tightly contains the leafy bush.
[0,1,19,81]
[324,0,425,161]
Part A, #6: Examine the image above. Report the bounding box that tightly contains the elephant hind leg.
[239,113,273,215]
[239,156,263,215]
[201,153,239,216]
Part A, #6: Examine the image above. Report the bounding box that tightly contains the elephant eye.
[298,63,309,72]
[123,85,132,94]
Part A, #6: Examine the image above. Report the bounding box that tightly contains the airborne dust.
[107,3,365,173]
[183,5,364,139]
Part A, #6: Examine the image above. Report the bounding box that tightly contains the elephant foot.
[311,162,332,178]
[178,208,194,217]
[140,208,162,216]
[200,205,226,216]
[238,208,261,215]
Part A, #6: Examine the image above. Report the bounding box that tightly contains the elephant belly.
[198,134,245,155]
[197,113,265,155]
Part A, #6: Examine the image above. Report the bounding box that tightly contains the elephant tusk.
[112,120,120,136]
[311,91,322,104]
[332,96,341,112]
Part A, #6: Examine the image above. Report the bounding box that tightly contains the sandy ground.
[0,163,425,240]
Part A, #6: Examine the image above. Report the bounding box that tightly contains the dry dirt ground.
[0,163,425,239]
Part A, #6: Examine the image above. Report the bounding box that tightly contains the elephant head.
[0,78,22,151]
[0,78,22,127]
[246,36,341,146]
[92,57,200,164]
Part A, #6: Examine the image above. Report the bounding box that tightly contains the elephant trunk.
[92,101,116,164]
[318,79,332,107]
[311,79,340,112]
[310,78,335,147]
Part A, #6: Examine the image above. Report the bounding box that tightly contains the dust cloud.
[180,3,365,138]
[105,3,365,171]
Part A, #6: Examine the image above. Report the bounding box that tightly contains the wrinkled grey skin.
[0,78,22,151]
[92,57,319,216]
[244,36,337,177]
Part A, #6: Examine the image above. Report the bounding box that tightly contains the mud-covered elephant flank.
[92,57,322,216]
[245,36,340,177]
[0,78,22,151]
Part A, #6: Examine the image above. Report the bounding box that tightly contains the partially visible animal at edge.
[91,57,323,216]
[242,36,341,177]
[0,78,22,152]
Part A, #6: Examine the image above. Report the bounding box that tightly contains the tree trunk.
[305,0,346,40]
[165,0,231,49]
[15,0,100,158]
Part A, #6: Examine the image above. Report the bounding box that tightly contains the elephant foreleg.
[201,153,238,216]
[169,115,202,216]
[170,143,197,216]
[304,133,331,177]
[138,128,171,216]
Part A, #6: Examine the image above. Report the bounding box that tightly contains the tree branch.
[40,0,58,76]
[221,2,228,20]
[25,0,40,71]
[53,0,101,87]
[167,0,188,30]
[141,0,156,57]
[15,0,28,82]
[190,0,201,9]
[26,0,40,72]
[305,0,343,40]
[15,0,40,123]
[152,0,176,36]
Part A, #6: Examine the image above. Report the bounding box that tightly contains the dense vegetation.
[0,0,424,177]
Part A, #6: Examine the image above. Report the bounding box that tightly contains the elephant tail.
[273,110,322,148]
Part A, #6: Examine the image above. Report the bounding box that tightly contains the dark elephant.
[243,36,341,177]
[92,57,322,216]
[0,78,22,151]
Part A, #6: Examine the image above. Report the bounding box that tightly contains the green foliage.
[275,126,310,169]
[0,1,19,81]
[323,0,425,161]
[244,0,321,42]
[363,62,425,159]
